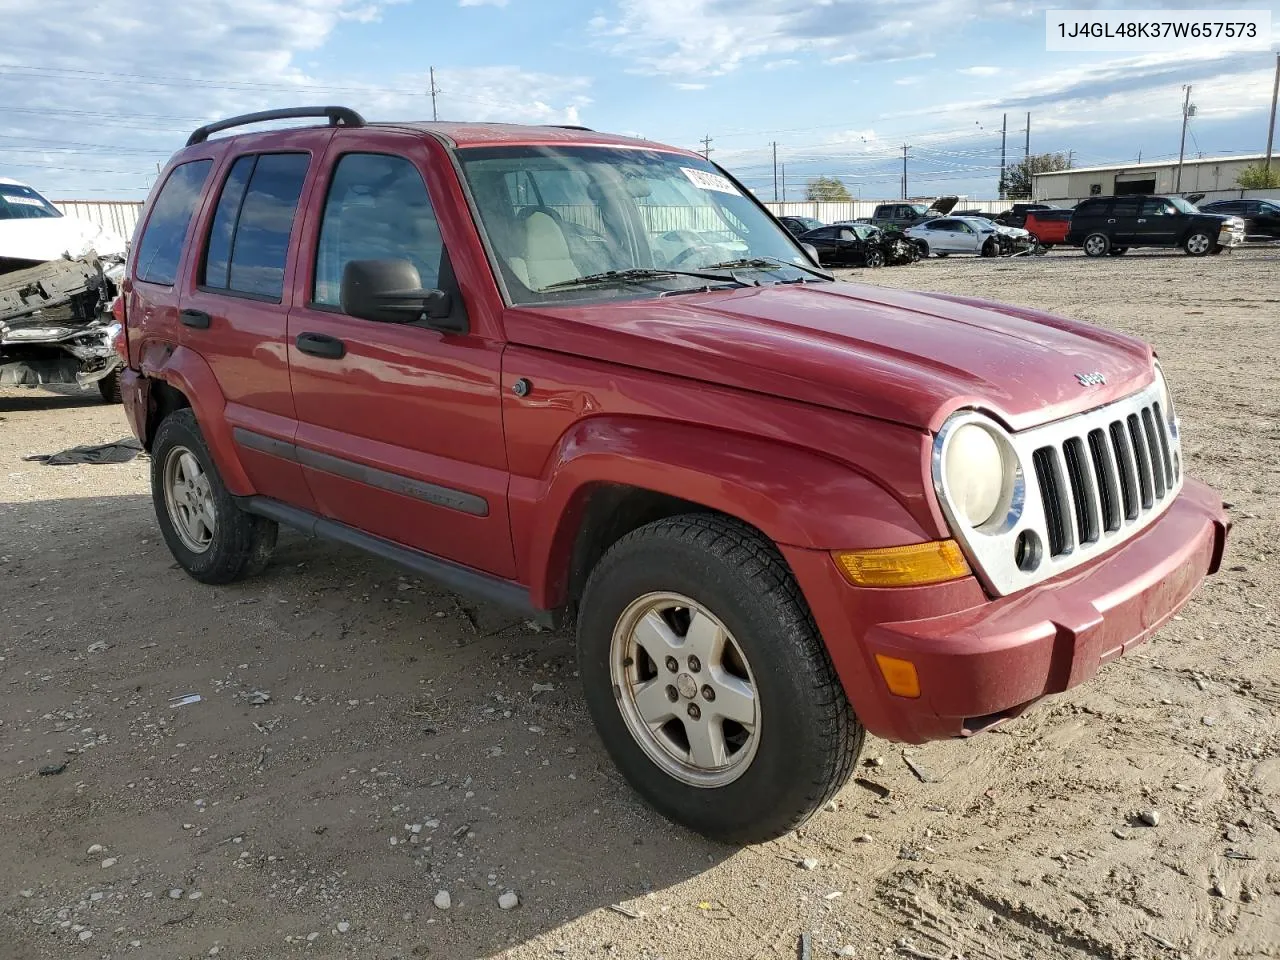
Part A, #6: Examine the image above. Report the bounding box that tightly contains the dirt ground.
[1,247,1276,960]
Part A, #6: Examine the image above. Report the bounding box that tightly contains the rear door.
[178,130,333,509]
[803,226,839,263]
[286,131,516,578]
[1107,197,1141,245]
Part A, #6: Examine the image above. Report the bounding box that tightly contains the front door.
[1136,197,1180,246]
[286,134,516,579]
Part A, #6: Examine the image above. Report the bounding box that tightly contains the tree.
[806,176,852,201]
[1002,152,1072,200]
[1236,163,1280,189]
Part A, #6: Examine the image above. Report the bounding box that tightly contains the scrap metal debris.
[902,751,939,783]
[24,438,142,466]
[854,777,891,799]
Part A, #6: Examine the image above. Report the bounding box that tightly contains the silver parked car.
[904,215,1013,257]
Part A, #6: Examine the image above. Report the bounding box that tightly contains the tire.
[1082,232,1110,257]
[913,240,929,258]
[577,514,863,844]
[1184,231,1213,256]
[97,371,122,404]
[936,252,949,258]
[151,409,277,584]
[864,250,885,269]
[981,239,999,258]
[1108,247,1128,256]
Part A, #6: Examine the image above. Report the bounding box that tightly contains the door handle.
[1106,218,1116,223]
[295,332,346,359]
[1137,218,1147,223]
[180,309,212,329]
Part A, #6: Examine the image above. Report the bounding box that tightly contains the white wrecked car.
[1,176,128,402]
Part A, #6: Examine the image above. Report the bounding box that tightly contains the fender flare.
[520,416,933,609]
[140,344,254,496]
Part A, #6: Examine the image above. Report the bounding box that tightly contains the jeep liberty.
[117,107,1229,843]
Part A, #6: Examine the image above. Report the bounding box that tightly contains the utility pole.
[999,113,1007,200]
[1266,53,1279,173]
[1176,85,1192,193]
[429,66,439,122]
[901,144,909,199]
[1024,112,1030,160]
[781,163,786,202]
[771,141,778,201]
[700,135,713,159]
[1067,149,1074,168]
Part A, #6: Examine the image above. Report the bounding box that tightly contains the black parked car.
[993,202,1057,228]
[1066,194,1245,257]
[777,215,825,238]
[800,223,903,267]
[1197,198,1280,241]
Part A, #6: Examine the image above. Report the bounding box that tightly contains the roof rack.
[546,124,594,131]
[187,106,365,146]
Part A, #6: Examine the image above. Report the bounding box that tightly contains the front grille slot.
[1140,407,1166,499]
[1033,447,1072,557]
[1086,428,1121,533]
[1152,402,1175,482]
[1062,437,1099,544]
[1126,414,1154,509]
[1109,421,1139,520]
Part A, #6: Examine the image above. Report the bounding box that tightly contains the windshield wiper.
[537,267,752,293]
[700,256,833,281]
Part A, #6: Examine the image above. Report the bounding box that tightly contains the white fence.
[762,199,1007,221]
[53,200,143,239]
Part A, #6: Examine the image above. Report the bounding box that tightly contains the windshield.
[457,145,815,303]
[1168,196,1198,214]
[0,182,62,220]
[1262,202,1280,214]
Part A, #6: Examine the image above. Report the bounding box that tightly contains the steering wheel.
[664,230,717,267]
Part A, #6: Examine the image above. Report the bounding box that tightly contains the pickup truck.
[117,108,1229,844]
[867,196,958,232]
[1023,209,1072,250]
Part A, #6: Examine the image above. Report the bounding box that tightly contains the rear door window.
[1110,198,1140,219]
[135,159,213,286]
[199,153,309,300]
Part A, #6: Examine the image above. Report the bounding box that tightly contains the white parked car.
[0,177,127,262]
[904,215,1027,257]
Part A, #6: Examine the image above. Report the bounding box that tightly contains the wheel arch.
[518,416,935,613]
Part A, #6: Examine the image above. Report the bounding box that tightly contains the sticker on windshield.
[3,195,45,207]
[680,167,741,196]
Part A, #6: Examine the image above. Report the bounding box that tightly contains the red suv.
[118,107,1229,844]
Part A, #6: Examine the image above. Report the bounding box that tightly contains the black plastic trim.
[236,496,541,619]
[187,106,364,146]
[230,427,488,517]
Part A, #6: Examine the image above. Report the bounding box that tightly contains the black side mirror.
[340,259,467,334]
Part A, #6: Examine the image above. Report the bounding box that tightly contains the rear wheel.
[1083,232,1110,257]
[151,409,277,584]
[1184,231,1213,256]
[577,514,862,844]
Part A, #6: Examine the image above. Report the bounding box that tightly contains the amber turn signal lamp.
[832,540,970,587]
[875,654,921,699]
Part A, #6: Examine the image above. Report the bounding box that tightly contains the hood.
[504,283,1154,432]
[0,214,127,263]
[924,195,959,215]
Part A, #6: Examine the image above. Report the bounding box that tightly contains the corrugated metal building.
[52,200,144,240]
[1033,154,1270,206]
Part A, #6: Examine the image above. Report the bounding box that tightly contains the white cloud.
[673,81,707,90]
[459,0,508,5]
[959,65,1001,76]
[0,0,589,197]
[894,76,924,86]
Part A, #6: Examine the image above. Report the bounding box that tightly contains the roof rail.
[546,124,594,131]
[187,106,365,146]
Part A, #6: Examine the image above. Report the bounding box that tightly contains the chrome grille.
[934,378,1182,597]
[1030,399,1178,559]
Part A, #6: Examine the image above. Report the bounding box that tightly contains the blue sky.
[1,0,1277,202]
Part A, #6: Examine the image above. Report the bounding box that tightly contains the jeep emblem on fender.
[1076,371,1107,386]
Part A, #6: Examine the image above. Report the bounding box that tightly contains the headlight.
[941,421,1008,527]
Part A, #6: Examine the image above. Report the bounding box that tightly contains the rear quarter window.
[135,160,214,286]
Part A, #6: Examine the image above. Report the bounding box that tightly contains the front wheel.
[1184,231,1213,256]
[864,249,885,268]
[577,515,862,844]
[913,240,929,258]
[97,371,123,404]
[151,409,278,584]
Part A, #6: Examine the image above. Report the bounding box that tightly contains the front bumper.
[1218,224,1245,247]
[785,478,1228,744]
